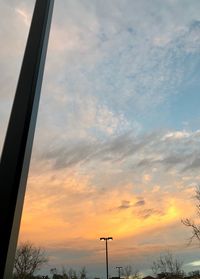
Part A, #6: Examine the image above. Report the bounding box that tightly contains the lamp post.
[115,266,123,279]
[100,237,113,279]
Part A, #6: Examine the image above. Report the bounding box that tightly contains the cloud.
[36,130,200,178]
[183,157,200,172]
[138,208,164,219]
[18,0,200,162]
[38,132,156,170]
[186,260,200,267]
[1,0,200,275]
[134,200,146,207]
[118,200,131,210]
[2,0,200,155]
[20,162,195,246]
[19,166,196,274]
[15,8,30,26]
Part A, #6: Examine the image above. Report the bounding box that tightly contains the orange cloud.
[19,167,195,249]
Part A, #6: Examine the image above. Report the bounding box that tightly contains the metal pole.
[105,239,109,279]
[0,1,54,278]
[116,267,123,279]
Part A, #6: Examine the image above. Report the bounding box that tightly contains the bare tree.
[188,270,200,277]
[50,268,58,277]
[122,265,132,279]
[79,267,87,279]
[68,268,78,279]
[13,242,48,279]
[182,187,200,244]
[122,265,140,279]
[61,266,68,279]
[50,267,87,279]
[151,252,184,278]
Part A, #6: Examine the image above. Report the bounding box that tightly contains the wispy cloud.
[15,8,30,26]
[36,130,200,176]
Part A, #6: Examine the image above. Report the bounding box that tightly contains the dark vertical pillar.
[0,0,54,278]
[106,239,109,279]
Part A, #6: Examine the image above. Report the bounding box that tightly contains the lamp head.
[100,237,106,241]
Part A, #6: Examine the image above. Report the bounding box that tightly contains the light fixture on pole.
[100,237,113,279]
[115,266,123,279]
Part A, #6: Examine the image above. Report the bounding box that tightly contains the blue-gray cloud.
[39,130,200,176]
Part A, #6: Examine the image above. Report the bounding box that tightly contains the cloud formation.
[37,130,200,178]
[1,0,200,276]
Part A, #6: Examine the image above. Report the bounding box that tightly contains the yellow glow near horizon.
[19,170,190,246]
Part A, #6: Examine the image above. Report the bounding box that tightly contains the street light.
[100,237,113,279]
[115,266,123,279]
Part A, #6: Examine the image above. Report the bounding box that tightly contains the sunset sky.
[1,0,200,277]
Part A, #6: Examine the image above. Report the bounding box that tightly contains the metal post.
[100,237,112,279]
[116,267,123,279]
[0,1,54,278]
[106,239,109,279]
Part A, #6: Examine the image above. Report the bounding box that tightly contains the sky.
[1,0,200,277]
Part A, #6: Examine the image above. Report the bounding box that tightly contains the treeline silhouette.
[50,266,87,279]
[13,243,200,279]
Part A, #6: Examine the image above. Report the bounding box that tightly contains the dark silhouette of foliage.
[79,267,87,279]
[151,252,184,278]
[50,267,87,279]
[121,265,140,279]
[182,187,200,244]
[13,242,48,279]
[188,270,200,278]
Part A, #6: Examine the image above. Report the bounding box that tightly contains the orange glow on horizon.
[19,169,194,247]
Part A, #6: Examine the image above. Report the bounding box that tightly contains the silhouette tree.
[50,268,58,276]
[50,267,64,279]
[68,268,78,279]
[13,242,48,279]
[182,187,200,243]
[188,270,200,277]
[151,252,184,278]
[79,267,87,279]
[50,267,87,279]
[122,265,140,279]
